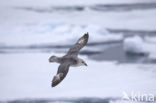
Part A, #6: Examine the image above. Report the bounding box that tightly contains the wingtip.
[84,32,89,38]
[85,32,89,35]
[51,81,57,87]
[51,84,56,87]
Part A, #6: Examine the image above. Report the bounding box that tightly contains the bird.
[49,33,89,87]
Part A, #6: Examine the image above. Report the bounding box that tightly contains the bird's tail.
[49,55,60,63]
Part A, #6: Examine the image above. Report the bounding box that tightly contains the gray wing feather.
[65,33,89,57]
[52,63,70,87]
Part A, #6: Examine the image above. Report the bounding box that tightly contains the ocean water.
[0,0,156,103]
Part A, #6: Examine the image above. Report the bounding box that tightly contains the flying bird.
[49,33,89,87]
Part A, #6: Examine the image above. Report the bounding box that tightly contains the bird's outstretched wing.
[52,63,70,87]
[65,33,89,57]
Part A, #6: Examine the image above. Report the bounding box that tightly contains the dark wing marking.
[52,63,70,87]
[65,32,89,57]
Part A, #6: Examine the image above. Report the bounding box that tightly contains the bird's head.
[49,55,58,62]
[80,59,87,66]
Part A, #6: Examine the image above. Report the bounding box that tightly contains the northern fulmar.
[49,33,89,87]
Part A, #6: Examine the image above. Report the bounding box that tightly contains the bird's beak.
[84,62,88,66]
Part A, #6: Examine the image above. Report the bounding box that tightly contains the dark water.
[15,2,156,13]
[90,2,156,12]
[89,44,151,63]
[0,98,111,103]
[107,29,156,37]
[0,98,123,103]
[1,98,156,103]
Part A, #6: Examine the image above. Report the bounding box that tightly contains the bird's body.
[50,56,85,67]
[49,33,89,87]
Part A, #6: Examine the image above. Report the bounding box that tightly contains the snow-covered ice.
[123,36,147,54]
[0,23,123,46]
[123,35,156,60]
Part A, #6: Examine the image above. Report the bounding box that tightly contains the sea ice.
[123,36,147,55]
